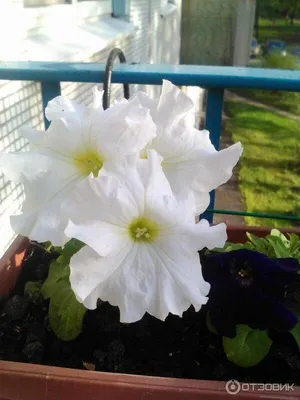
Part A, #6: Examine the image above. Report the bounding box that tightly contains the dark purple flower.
[201,249,300,338]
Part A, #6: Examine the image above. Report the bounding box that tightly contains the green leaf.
[270,229,289,246]
[211,227,300,260]
[41,240,87,341]
[206,311,219,335]
[223,324,272,367]
[24,281,43,303]
[213,229,300,260]
[41,259,70,299]
[58,239,85,261]
[211,242,254,253]
[290,322,300,351]
[49,280,87,341]
[289,234,300,260]
[266,236,290,258]
[41,239,85,300]
[246,233,270,254]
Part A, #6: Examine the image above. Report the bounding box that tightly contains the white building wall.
[0,0,185,256]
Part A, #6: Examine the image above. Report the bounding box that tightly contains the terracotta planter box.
[1,226,300,400]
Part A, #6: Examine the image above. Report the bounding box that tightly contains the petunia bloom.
[65,150,227,323]
[134,80,243,214]
[201,249,300,337]
[0,89,156,246]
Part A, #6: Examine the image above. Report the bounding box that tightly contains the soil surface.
[1,246,300,384]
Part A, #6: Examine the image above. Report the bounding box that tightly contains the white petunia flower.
[65,150,227,323]
[135,80,243,214]
[0,89,156,246]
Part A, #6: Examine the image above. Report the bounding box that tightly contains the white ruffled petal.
[0,151,77,196]
[91,97,156,159]
[72,236,210,322]
[21,127,45,147]
[11,195,70,246]
[66,173,141,226]
[192,141,243,193]
[42,119,91,157]
[70,243,133,309]
[0,149,81,245]
[186,219,227,251]
[81,244,150,320]
[0,152,45,182]
[142,150,196,227]
[152,123,195,160]
[91,86,104,110]
[156,80,194,127]
[45,87,103,123]
[135,81,194,129]
[149,240,210,318]
[192,191,211,216]
[66,219,130,257]
[45,96,87,122]
[162,141,243,214]
[144,150,174,208]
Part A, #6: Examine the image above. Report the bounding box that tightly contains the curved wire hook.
[103,48,130,110]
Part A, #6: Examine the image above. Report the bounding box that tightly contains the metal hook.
[102,48,130,110]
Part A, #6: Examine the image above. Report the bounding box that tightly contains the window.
[160,0,176,17]
[19,1,112,35]
[24,0,65,6]
[23,0,111,9]
[112,0,129,18]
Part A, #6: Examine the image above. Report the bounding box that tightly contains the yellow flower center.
[139,149,148,159]
[73,149,104,177]
[128,217,159,243]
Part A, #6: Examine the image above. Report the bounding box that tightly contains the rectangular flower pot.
[1,226,300,400]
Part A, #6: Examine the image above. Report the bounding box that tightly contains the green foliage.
[41,257,70,300]
[261,53,300,114]
[216,229,300,261]
[259,1,300,22]
[223,325,273,367]
[275,0,300,17]
[234,85,300,115]
[247,54,300,115]
[206,311,219,335]
[56,238,86,260]
[48,278,87,341]
[258,17,300,45]
[42,239,87,341]
[24,281,43,303]
[262,53,299,70]
[290,322,300,351]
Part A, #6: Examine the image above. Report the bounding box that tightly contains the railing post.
[41,82,61,129]
[201,88,224,223]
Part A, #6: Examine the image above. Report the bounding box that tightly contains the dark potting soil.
[1,245,300,384]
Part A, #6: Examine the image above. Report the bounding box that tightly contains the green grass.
[234,88,300,115]
[258,17,300,45]
[225,101,300,228]
[238,53,300,115]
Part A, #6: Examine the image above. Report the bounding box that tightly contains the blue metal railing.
[1,62,300,223]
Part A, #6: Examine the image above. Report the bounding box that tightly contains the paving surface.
[213,111,245,226]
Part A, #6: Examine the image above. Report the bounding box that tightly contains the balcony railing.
[1,61,300,223]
